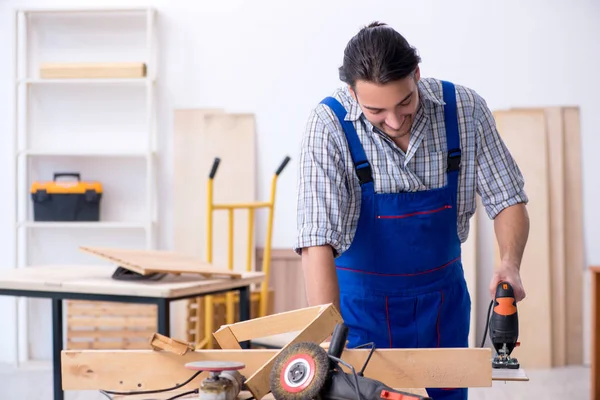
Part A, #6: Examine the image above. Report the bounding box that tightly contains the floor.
[0,362,590,399]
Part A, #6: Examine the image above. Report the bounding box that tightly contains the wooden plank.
[213,326,242,350]
[61,347,493,392]
[543,107,567,367]
[39,62,146,79]
[492,109,553,368]
[216,304,328,341]
[79,246,243,278]
[562,107,584,365]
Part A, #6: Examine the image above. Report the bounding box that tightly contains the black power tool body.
[487,281,520,369]
[269,323,432,400]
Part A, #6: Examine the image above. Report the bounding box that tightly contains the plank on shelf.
[39,62,146,79]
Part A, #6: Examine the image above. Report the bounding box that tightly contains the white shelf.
[13,7,159,364]
[17,221,150,229]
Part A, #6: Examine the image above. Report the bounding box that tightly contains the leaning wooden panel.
[492,109,553,368]
[562,107,584,365]
[172,110,257,273]
[61,347,494,392]
[543,107,567,367]
[173,108,224,342]
[510,106,567,367]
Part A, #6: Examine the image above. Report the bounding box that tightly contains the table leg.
[52,298,63,400]
[239,286,250,349]
[157,299,170,336]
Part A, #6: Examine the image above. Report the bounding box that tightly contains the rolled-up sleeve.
[294,107,353,257]
[474,96,529,219]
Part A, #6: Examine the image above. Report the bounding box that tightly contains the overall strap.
[320,97,374,190]
[440,81,461,194]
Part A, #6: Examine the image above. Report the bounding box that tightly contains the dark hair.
[339,21,421,87]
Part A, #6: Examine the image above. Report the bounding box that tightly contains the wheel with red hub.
[269,342,330,399]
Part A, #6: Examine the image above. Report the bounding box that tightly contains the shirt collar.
[342,79,446,122]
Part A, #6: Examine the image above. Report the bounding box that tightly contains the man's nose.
[385,114,404,130]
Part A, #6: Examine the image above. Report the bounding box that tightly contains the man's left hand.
[489,263,526,302]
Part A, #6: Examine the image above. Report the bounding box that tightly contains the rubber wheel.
[269,341,330,399]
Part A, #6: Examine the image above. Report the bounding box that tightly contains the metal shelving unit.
[12,7,158,364]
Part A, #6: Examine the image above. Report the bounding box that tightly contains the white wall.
[0,0,598,364]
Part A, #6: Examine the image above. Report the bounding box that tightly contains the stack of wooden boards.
[172,109,261,346]
[490,107,584,368]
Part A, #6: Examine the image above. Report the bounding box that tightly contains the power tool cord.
[480,299,494,348]
[325,341,377,400]
[97,369,203,400]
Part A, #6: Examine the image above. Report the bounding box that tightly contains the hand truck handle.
[209,157,221,179]
[275,156,291,176]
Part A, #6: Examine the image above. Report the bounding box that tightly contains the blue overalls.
[320,81,471,400]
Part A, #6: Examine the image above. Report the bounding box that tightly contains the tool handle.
[53,172,81,181]
[275,156,291,176]
[209,157,221,179]
[328,323,348,359]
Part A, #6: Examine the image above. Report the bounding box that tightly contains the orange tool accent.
[380,389,425,399]
[494,297,517,316]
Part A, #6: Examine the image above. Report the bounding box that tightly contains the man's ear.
[414,66,421,82]
[348,85,357,101]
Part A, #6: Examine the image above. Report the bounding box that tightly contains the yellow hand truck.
[188,155,291,349]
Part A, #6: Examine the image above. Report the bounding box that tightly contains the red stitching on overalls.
[377,204,452,219]
[336,256,460,277]
[385,296,392,348]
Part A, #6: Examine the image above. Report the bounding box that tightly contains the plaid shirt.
[294,77,528,256]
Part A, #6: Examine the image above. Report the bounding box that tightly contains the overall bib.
[320,81,471,400]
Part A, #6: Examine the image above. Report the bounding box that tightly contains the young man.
[294,22,530,399]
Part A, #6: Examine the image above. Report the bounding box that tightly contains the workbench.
[0,264,264,400]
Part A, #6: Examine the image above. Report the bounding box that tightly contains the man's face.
[350,68,421,140]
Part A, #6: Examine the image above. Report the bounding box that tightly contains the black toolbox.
[30,173,103,222]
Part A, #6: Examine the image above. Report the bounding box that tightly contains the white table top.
[0,265,264,299]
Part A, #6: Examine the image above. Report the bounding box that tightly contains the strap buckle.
[447,148,461,172]
[355,161,373,185]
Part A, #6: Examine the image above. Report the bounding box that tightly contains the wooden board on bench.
[79,246,243,278]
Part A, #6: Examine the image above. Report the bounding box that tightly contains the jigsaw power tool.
[269,323,432,400]
[486,280,520,369]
